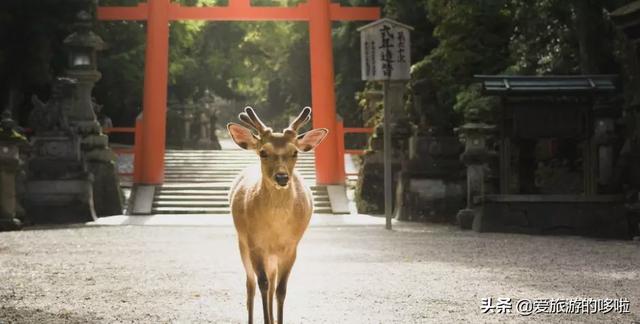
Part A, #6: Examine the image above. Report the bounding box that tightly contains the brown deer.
[227,106,328,324]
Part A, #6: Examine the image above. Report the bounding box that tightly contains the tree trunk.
[573,0,610,74]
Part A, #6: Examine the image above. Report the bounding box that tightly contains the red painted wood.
[139,0,169,185]
[97,1,379,22]
[133,115,144,183]
[97,3,148,20]
[97,0,381,185]
[167,2,310,21]
[309,0,341,184]
[336,118,346,182]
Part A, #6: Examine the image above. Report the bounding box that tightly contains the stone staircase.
[151,149,333,214]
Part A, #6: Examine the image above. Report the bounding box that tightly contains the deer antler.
[284,106,311,137]
[238,106,272,135]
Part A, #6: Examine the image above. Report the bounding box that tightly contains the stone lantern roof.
[63,11,105,50]
[610,1,640,42]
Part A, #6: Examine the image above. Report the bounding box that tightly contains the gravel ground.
[0,221,639,323]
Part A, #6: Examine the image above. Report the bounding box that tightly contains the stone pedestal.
[356,150,402,214]
[473,195,629,239]
[0,142,23,231]
[24,135,96,223]
[25,179,95,224]
[82,133,123,216]
[395,134,465,222]
[24,78,98,223]
[355,121,410,214]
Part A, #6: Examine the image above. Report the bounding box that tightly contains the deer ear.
[227,123,258,150]
[296,128,328,152]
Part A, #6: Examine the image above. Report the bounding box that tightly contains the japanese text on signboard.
[360,20,411,81]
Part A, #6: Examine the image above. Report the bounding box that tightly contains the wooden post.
[309,0,341,185]
[383,80,392,229]
[140,0,169,184]
[336,116,346,182]
[133,114,144,183]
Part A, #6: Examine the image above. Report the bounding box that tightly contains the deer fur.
[227,106,328,324]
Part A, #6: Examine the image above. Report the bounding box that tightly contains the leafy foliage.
[2,0,639,132]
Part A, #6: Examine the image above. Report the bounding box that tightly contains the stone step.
[165,166,316,171]
[151,207,334,214]
[155,188,228,194]
[163,171,317,175]
[163,171,316,176]
[158,182,231,189]
[155,194,330,203]
[155,195,230,201]
[162,177,318,182]
[165,152,315,157]
[164,155,315,159]
[153,197,329,205]
[158,182,328,191]
[163,162,316,166]
[163,163,316,166]
[313,202,332,208]
[165,153,315,161]
[162,174,317,178]
[163,154,314,158]
[163,161,315,165]
[145,149,341,215]
[152,206,231,214]
[162,180,319,185]
[156,188,328,195]
[161,179,319,183]
[164,158,315,161]
[153,201,230,207]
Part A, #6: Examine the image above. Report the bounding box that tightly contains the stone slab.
[473,198,630,239]
[131,185,155,215]
[327,185,350,214]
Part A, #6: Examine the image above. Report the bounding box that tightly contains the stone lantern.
[455,108,495,229]
[64,11,105,122]
[63,10,123,216]
[198,89,222,150]
[0,110,27,230]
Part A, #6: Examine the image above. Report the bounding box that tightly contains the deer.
[227,106,328,324]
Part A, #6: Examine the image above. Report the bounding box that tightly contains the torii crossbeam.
[98,0,380,185]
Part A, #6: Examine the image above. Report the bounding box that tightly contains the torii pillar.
[98,0,380,185]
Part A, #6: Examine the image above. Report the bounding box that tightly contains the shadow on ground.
[0,305,103,324]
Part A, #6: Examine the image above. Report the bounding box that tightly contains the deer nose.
[274,173,289,186]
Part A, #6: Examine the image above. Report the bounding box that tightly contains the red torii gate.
[97,0,380,185]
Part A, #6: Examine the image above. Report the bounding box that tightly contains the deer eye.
[292,151,298,158]
[259,150,268,158]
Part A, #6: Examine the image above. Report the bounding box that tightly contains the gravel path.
[0,222,639,323]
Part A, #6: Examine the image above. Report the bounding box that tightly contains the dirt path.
[1,222,639,323]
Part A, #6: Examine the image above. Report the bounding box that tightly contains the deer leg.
[255,255,278,324]
[239,243,255,324]
[266,264,277,324]
[256,268,273,324]
[276,251,296,324]
[246,275,256,324]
